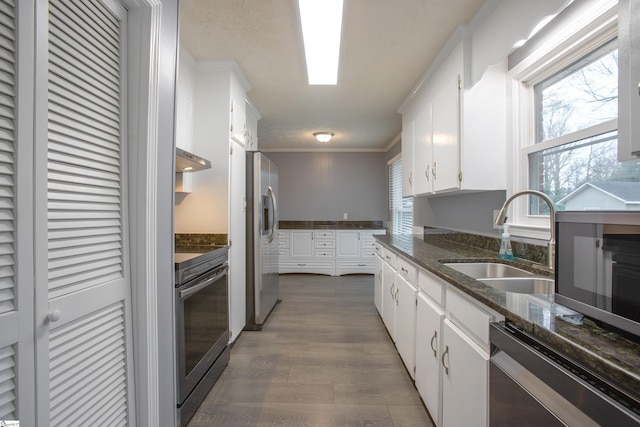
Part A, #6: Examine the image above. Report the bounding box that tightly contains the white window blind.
[389,157,412,234]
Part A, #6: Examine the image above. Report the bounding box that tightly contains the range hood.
[176,147,211,172]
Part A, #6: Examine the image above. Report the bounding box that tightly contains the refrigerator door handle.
[267,185,278,243]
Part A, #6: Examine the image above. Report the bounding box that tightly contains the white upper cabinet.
[401,117,415,198]
[618,0,640,160]
[400,34,507,197]
[245,99,261,151]
[399,0,571,197]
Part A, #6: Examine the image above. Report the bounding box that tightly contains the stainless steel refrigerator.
[245,152,279,330]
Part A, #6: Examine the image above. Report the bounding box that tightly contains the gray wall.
[266,152,388,221]
[413,190,506,237]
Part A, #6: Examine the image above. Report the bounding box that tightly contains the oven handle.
[179,263,228,299]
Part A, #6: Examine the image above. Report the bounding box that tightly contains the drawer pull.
[297,263,306,266]
[358,264,366,267]
[430,331,438,358]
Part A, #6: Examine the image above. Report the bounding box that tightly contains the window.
[508,0,639,238]
[389,156,413,234]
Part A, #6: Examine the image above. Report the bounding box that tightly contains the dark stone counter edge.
[280,220,385,230]
[374,234,640,402]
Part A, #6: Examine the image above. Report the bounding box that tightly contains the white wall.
[174,62,231,233]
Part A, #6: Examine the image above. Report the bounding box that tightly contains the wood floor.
[188,274,434,427]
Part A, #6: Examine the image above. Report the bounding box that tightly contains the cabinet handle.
[401,267,408,276]
[395,288,399,305]
[430,331,438,358]
[409,172,413,185]
[378,271,382,281]
[425,165,430,181]
[297,263,306,266]
[432,162,437,179]
[390,283,395,297]
[441,345,450,375]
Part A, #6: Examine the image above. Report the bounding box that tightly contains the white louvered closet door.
[0,0,18,422]
[45,0,134,425]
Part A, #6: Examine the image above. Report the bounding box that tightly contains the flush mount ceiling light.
[313,132,334,143]
[298,0,344,85]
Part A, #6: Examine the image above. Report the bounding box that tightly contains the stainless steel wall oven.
[175,246,230,426]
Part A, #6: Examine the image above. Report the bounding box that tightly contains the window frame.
[388,154,413,234]
[506,0,619,240]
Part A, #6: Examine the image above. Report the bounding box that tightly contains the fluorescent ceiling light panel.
[298,0,344,85]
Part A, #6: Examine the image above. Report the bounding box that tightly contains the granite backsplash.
[175,233,228,251]
[423,227,549,266]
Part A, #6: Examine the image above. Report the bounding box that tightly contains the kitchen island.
[375,232,640,424]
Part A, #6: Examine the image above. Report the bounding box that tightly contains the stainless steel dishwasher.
[490,322,640,426]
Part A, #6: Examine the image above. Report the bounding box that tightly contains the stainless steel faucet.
[494,190,556,270]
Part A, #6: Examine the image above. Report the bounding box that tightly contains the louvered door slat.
[49,301,127,426]
[0,345,16,420]
[0,0,15,322]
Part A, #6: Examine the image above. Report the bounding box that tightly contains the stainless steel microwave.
[555,211,640,337]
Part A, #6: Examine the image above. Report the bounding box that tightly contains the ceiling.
[179,0,486,151]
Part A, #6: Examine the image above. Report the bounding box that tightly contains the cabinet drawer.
[361,240,376,250]
[314,230,335,239]
[278,238,289,249]
[278,248,289,257]
[336,260,375,275]
[361,249,376,258]
[316,249,335,258]
[397,257,418,285]
[374,242,383,256]
[419,268,444,307]
[446,288,494,351]
[383,248,397,269]
[315,239,335,249]
[277,230,288,239]
[280,259,335,275]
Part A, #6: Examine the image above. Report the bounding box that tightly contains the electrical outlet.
[343,213,348,220]
[493,210,500,229]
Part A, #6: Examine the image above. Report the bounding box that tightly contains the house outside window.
[389,155,413,234]
[508,0,640,238]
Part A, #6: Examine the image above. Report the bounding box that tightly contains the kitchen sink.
[443,262,534,279]
[478,277,554,294]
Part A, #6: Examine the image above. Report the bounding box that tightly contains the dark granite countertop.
[280,220,385,230]
[375,233,640,403]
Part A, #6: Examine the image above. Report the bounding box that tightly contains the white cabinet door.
[41,1,134,423]
[228,140,246,342]
[416,293,445,425]
[336,230,360,258]
[441,319,489,427]
[230,73,246,144]
[413,103,433,195]
[395,275,417,379]
[432,75,461,193]
[374,254,384,315]
[401,113,415,197]
[382,261,397,339]
[290,230,314,257]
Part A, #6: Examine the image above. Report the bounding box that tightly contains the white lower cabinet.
[280,229,384,275]
[374,252,384,315]
[382,259,398,339]
[416,292,445,424]
[377,248,503,427]
[441,318,489,427]
[395,274,418,379]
